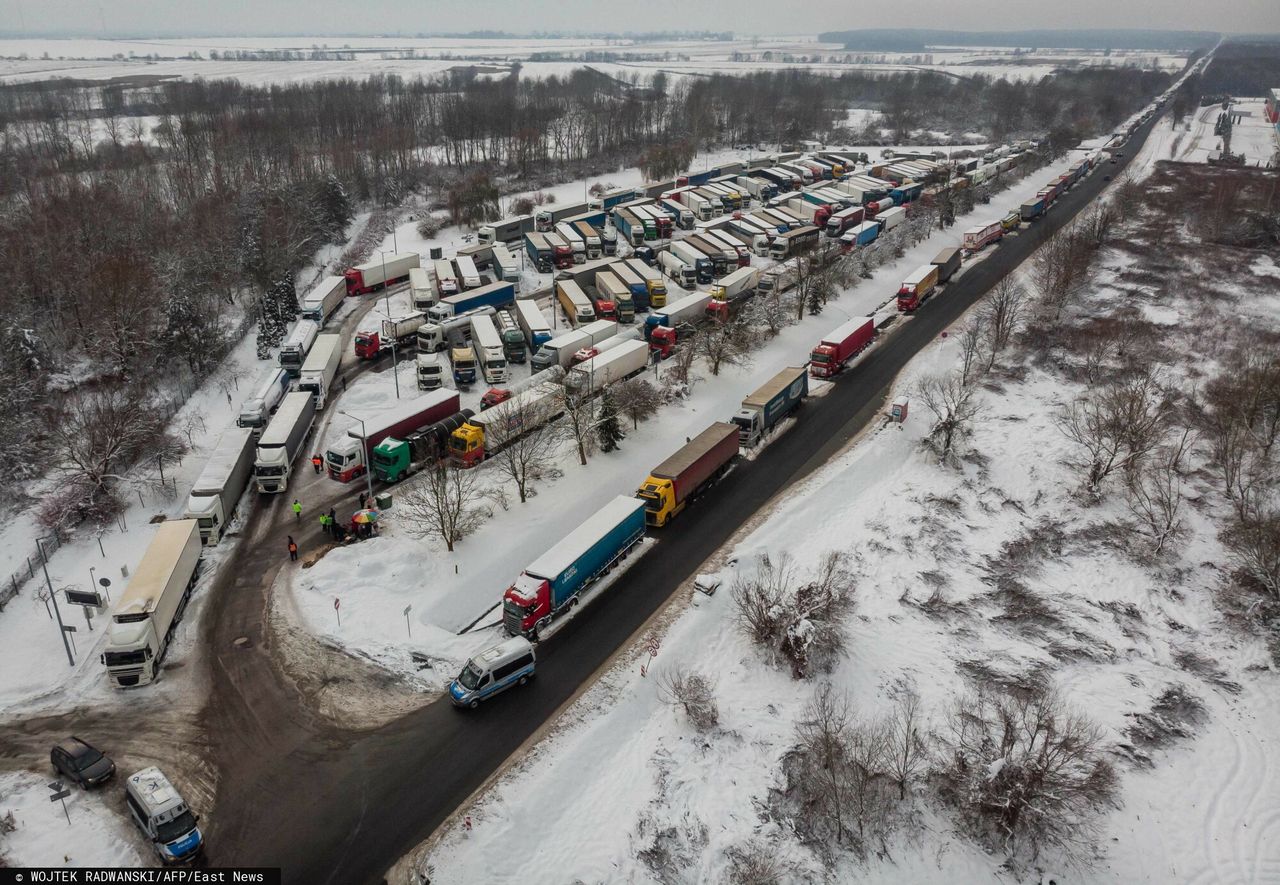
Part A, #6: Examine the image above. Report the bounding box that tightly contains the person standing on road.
[328,507,337,538]
[292,499,302,523]
[311,453,323,474]
[358,491,367,510]
[319,512,330,537]
[287,536,298,562]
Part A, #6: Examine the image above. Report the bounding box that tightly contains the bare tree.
[884,684,929,800]
[1125,439,1190,556]
[399,462,493,551]
[657,665,719,731]
[1031,224,1088,320]
[613,376,662,429]
[957,321,985,383]
[1221,503,1280,601]
[490,396,563,503]
[1058,371,1168,497]
[937,687,1119,865]
[915,371,984,463]
[980,277,1027,372]
[555,379,596,466]
[697,309,755,376]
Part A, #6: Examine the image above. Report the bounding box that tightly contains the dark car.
[51,737,116,788]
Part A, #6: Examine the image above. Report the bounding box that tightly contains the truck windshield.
[458,661,485,691]
[811,353,831,363]
[256,466,284,477]
[104,649,147,666]
[371,450,393,467]
[156,810,198,844]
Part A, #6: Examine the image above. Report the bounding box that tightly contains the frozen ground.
[413,166,1280,885]
[1152,99,1279,168]
[0,36,1186,86]
[0,771,145,868]
[284,145,1097,689]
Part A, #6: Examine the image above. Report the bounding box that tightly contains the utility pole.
[37,537,75,667]
[339,411,376,505]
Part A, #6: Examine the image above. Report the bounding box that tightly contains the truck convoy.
[344,252,420,296]
[326,389,461,482]
[237,367,291,430]
[502,495,647,638]
[897,264,940,313]
[182,427,255,545]
[809,318,874,378]
[254,391,317,494]
[296,333,342,408]
[732,367,808,447]
[635,422,739,527]
[354,313,426,360]
[278,320,319,377]
[428,281,516,322]
[530,320,619,371]
[102,519,202,688]
[372,409,476,483]
[299,276,347,325]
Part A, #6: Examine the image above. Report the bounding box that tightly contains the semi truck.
[495,310,527,363]
[237,367,292,430]
[457,242,493,271]
[614,208,646,246]
[299,276,347,325]
[769,225,821,260]
[555,222,587,264]
[478,214,535,246]
[433,259,460,297]
[876,206,907,232]
[543,231,575,269]
[525,232,553,273]
[183,427,255,545]
[502,495,647,638]
[530,320,618,371]
[278,320,319,377]
[1019,196,1047,221]
[555,280,596,327]
[826,205,866,238]
[325,389,461,482]
[615,260,659,310]
[897,263,940,312]
[671,240,713,284]
[354,314,424,360]
[841,220,881,250]
[536,201,592,232]
[659,198,696,230]
[416,352,445,390]
[452,344,478,385]
[709,266,760,303]
[427,281,516,322]
[344,252,420,296]
[685,234,732,276]
[415,305,497,353]
[515,299,552,349]
[595,272,633,323]
[962,220,1004,252]
[564,339,648,394]
[371,409,475,483]
[296,333,342,408]
[454,255,481,290]
[572,220,603,260]
[635,422,739,527]
[732,367,808,447]
[647,291,713,357]
[409,267,436,312]
[254,391,317,493]
[658,250,695,290]
[491,244,521,285]
[471,313,509,384]
[809,317,874,379]
[931,247,962,283]
[450,381,563,466]
[102,519,202,688]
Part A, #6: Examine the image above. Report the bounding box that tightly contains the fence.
[0,530,67,614]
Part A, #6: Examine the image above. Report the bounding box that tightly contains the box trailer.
[449,380,563,466]
[254,391,317,494]
[183,428,255,545]
[962,220,1004,252]
[325,389,461,482]
[809,317,874,378]
[516,299,553,349]
[732,367,808,447]
[278,320,319,377]
[897,264,941,313]
[454,255,481,290]
[409,267,436,312]
[299,275,347,325]
[296,333,342,408]
[931,247,962,283]
[427,281,516,321]
[565,339,648,394]
[478,214,535,246]
[345,252,420,296]
[636,422,739,526]
[237,367,292,430]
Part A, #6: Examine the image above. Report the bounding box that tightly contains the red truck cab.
[594,300,617,321]
[649,326,678,359]
[553,245,573,269]
[572,347,599,365]
[480,388,512,410]
[344,268,369,296]
[503,574,548,636]
[811,206,832,230]
[353,329,382,360]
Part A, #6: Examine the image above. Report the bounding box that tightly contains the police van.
[450,636,536,708]
[124,767,204,863]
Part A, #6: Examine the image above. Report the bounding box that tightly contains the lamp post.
[37,537,75,667]
[375,257,401,400]
[339,411,376,506]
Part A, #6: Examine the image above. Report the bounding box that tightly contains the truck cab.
[502,572,551,637]
[125,768,203,864]
[480,388,512,410]
[325,437,366,482]
[501,328,527,364]
[636,476,678,526]
[649,326,678,359]
[416,353,444,390]
[448,421,486,466]
[353,328,382,360]
[451,345,477,385]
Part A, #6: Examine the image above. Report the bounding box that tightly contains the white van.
[125,767,204,864]
[449,636,536,708]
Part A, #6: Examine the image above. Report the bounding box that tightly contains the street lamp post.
[377,252,401,399]
[37,537,75,667]
[339,411,376,506]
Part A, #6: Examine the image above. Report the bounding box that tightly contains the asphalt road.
[203,111,1167,883]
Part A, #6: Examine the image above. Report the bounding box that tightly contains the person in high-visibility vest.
[311,453,323,474]
[287,536,298,562]
[292,500,302,523]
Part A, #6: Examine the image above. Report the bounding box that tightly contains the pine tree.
[314,174,353,241]
[596,391,624,453]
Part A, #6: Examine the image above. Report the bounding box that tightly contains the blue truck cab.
[450,636,536,708]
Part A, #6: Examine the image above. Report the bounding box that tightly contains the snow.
[0,771,145,867]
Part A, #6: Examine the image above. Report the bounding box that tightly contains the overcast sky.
[0,0,1276,38]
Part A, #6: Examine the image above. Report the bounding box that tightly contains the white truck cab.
[416,353,445,390]
[125,767,203,864]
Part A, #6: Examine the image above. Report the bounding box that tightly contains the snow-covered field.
[0,771,144,868]
[1149,99,1279,168]
[411,148,1280,885]
[0,36,1187,86]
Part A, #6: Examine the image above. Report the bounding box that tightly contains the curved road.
[199,108,1171,883]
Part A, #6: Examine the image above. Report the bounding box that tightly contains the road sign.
[334,598,341,610]
[66,588,103,607]
[99,577,112,588]
[62,625,77,633]
[403,605,411,616]
[49,789,71,801]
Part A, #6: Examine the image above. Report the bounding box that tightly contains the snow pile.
[0,771,144,867]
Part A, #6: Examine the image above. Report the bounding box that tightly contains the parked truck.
[415,305,498,353]
[502,495,647,638]
[409,267,436,312]
[897,263,940,313]
[658,250,696,289]
[647,292,713,357]
[182,427,255,545]
[491,244,521,285]
[1019,196,1047,221]
[616,260,659,310]
[565,339,647,394]
[344,252,420,296]
[433,259,460,298]
[372,409,475,483]
[573,220,603,260]
[416,352,445,390]
[543,231,575,269]
[427,281,516,322]
[555,279,596,327]
[454,255,481,290]
[450,381,563,466]
[296,333,342,408]
[825,205,866,238]
[635,422,739,527]
[515,299,553,350]
[495,310,527,364]
[931,247,962,283]
[254,391,317,493]
[875,206,907,232]
[768,225,821,260]
[353,314,423,360]
[102,519,202,688]
[709,266,760,303]
[479,214,535,246]
[325,389,462,482]
[530,320,618,371]
[237,367,292,430]
[452,344,478,385]
[471,313,509,384]
[732,367,808,447]
[809,317,874,379]
[671,240,714,284]
[595,271,634,323]
[841,220,881,250]
[555,222,587,264]
[963,220,1004,253]
[525,232,553,273]
[536,201,592,232]
[614,208,646,246]
[278,320,319,377]
[300,275,347,325]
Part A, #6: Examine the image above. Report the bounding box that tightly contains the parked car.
[450,636,536,708]
[51,737,116,788]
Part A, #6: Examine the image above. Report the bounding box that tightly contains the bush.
[657,666,719,731]
[511,197,535,216]
[415,214,442,239]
